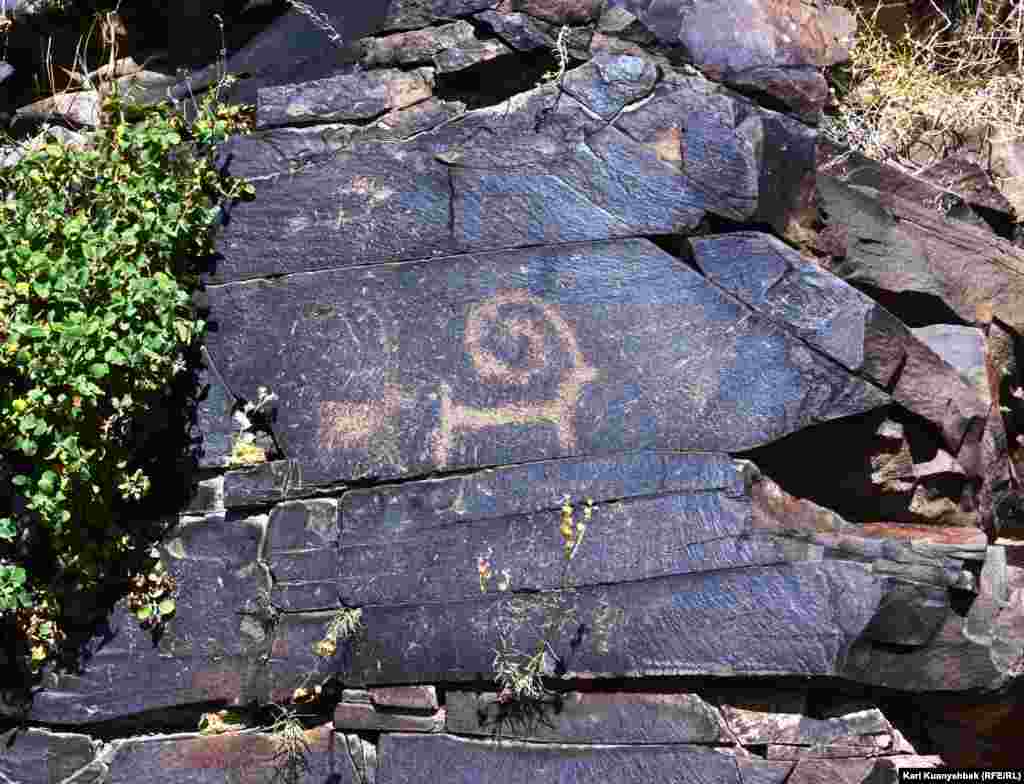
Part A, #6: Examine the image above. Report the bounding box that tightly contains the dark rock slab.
[214,63,816,283]
[223,460,297,509]
[514,0,605,25]
[842,585,1024,692]
[107,724,360,784]
[434,38,515,73]
[376,733,791,784]
[183,476,224,515]
[380,0,497,31]
[334,561,884,685]
[339,490,779,605]
[474,10,555,51]
[359,21,478,67]
[169,3,392,108]
[205,239,887,488]
[614,68,819,241]
[446,690,727,742]
[785,757,874,784]
[811,173,1024,333]
[860,579,950,646]
[265,499,339,610]
[256,67,435,129]
[342,452,745,544]
[561,53,659,121]
[816,139,992,229]
[219,96,467,182]
[30,512,270,724]
[725,64,829,122]
[916,154,1014,218]
[0,728,98,784]
[690,231,988,467]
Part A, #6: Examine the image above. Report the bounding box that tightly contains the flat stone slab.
[205,238,887,488]
[813,173,1024,333]
[213,62,816,283]
[333,561,885,685]
[371,685,438,710]
[376,733,792,784]
[338,486,780,606]
[257,67,436,129]
[341,451,745,543]
[690,231,988,467]
[107,724,363,784]
[30,512,271,724]
[446,690,727,742]
[264,499,339,610]
[334,702,446,732]
[0,728,98,784]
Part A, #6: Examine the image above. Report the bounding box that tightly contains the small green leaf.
[0,518,15,540]
[17,438,37,456]
[88,362,110,379]
[38,471,57,494]
[135,605,153,620]
[158,598,176,616]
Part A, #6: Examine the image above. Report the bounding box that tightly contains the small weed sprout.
[198,708,247,735]
[478,494,598,714]
[268,706,312,784]
[536,25,570,87]
[493,636,551,705]
[286,1,344,48]
[125,551,176,629]
[825,0,1024,174]
[313,606,363,659]
[559,495,593,565]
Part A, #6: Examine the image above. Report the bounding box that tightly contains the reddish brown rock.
[334,702,446,732]
[812,173,1024,334]
[370,685,439,711]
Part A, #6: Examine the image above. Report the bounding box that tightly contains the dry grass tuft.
[825,0,1024,173]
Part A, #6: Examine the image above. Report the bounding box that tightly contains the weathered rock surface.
[29,511,271,724]
[334,701,446,733]
[169,2,391,107]
[214,60,817,282]
[10,0,1024,777]
[376,733,794,784]
[597,0,856,117]
[106,724,368,784]
[446,690,728,742]
[809,172,1024,333]
[256,67,436,129]
[263,456,1019,697]
[0,728,99,784]
[205,239,886,488]
[911,324,990,405]
[690,231,989,471]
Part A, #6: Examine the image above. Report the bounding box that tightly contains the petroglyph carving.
[431,290,598,466]
[318,383,402,451]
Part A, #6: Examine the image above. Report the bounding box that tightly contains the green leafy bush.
[0,80,254,665]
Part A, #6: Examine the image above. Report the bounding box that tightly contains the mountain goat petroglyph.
[430,289,599,466]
